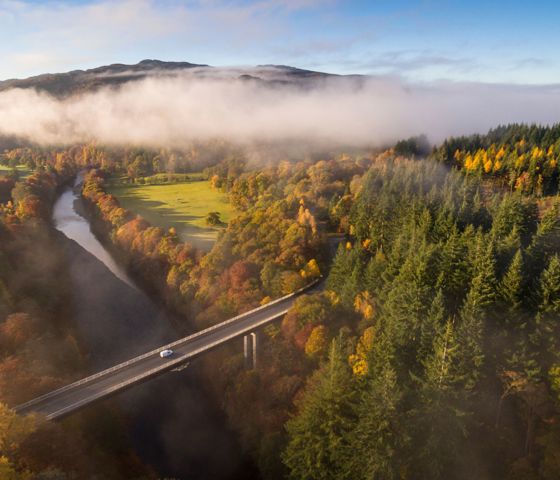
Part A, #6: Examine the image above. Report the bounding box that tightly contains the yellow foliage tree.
[515,172,531,193]
[472,150,484,170]
[324,290,340,306]
[464,153,474,171]
[305,325,328,358]
[209,174,220,189]
[281,270,306,295]
[0,404,37,455]
[496,146,506,160]
[348,327,376,376]
[297,205,317,235]
[0,404,37,478]
[531,146,544,160]
[300,259,321,280]
[354,291,375,321]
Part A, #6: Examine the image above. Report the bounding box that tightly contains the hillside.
[0,59,207,96]
[0,59,342,97]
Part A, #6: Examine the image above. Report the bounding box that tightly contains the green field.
[0,164,29,178]
[108,177,235,251]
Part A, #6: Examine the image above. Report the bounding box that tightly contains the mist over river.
[52,179,257,479]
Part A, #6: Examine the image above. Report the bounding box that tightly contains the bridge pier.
[251,332,257,369]
[244,335,250,368]
[243,332,258,369]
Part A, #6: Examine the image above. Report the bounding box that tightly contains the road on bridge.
[15,280,322,420]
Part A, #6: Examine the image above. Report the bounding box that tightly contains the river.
[52,179,257,479]
[53,182,136,288]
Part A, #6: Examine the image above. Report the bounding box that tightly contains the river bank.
[52,183,259,479]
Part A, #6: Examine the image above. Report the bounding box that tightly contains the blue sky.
[0,0,557,83]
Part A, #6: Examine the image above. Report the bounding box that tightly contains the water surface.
[53,184,135,288]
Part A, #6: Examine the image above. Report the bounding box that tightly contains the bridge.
[15,280,322,420]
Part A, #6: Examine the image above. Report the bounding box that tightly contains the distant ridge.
[0,59,210,97]
[0,60,351,97]
[257,64,333,78]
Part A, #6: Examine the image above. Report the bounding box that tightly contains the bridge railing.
[45,352,193,419]
[46,284,322,419]
[15,278,321,414]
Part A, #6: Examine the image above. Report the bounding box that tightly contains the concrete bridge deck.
[15,280,321,420]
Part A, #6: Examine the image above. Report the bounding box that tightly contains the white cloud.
[0,72,559,149]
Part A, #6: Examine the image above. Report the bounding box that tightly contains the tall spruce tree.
[343,338,405,480]
[411,320,467,479]
[382,242,434,364]
[282,336,356,480]
[456,238,497,389]
[500,249,525,312]
[435,228,469,308]
[418,288,446,364]
[533,255,560,364]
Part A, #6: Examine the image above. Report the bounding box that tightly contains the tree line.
[432,123,560,196]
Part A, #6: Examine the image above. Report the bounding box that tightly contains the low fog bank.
[1,73,560,148]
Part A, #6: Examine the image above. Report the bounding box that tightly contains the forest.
[1,124,560,478]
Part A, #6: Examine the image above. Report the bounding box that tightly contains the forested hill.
[0,59,339,97]
[431,123,560,195]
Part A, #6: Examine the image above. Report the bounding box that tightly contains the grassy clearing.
[129,172,205,184]
[108,176,235,251]
[0,164,30,178]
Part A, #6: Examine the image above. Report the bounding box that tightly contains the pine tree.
[538,254,560,311]
[363,250,387,295]
[326,245,354,294]
[455,237,496,389]
[343,339,405,480]
[382,242,434,361]
[490,194,532,243]
[432,208,455,243]
[462,236,497,318]
[417,207,433,241]
[381,233,408,286]
[500,249,524,311]
[411,320,468,478]
[435,228,469,307]
[282,337,356,480]
[343,263,365,308]
[527,203,560,275]
[418,289,446,364]
[327,246,365,307]
[533,255,560,363]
